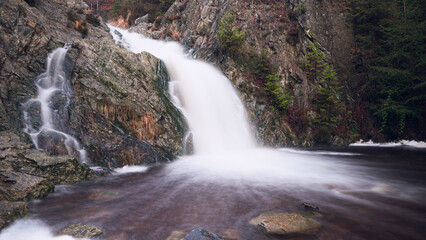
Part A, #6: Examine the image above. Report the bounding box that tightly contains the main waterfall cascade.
[109,26,256,155]
[23,45,87,163]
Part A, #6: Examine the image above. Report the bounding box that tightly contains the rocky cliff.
[0,0,184,228]
[0,0,184,167]
[132,0,355,146]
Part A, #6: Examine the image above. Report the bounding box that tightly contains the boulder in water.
[249,212,321,235]
[166,230,188,240]
[58,223,102,238]
[301,202,320,210]
[183,228,225,240]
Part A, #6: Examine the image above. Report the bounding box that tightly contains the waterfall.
[23,44,87,163]
[109,26,257,155]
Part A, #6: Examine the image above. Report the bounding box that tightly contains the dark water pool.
[27,147,426,240]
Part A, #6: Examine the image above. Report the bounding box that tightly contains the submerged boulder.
[249,212,321,235]
[184,228,224,240]
[58,223,102,238]
[166,230,188,240]
[167,228,235,240]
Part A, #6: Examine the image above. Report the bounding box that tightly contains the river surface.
[24,146,425,240]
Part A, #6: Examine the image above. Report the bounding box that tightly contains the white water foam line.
[113,165,149,175]
[350,139,426,148]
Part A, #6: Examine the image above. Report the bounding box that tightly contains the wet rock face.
[0,131,98,229]
[0,201,28,230]
[250,212,321,235]
[0,132,95,200]
[58,223,103,238]
[0,0,185,167]
[69,38,185,167]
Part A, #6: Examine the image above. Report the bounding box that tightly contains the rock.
[0,131,100,229]
[184,228,224,240]
[70,39,185,167]
[0,0,185,169]
[166,230,188,240]
[23,150,96,184]
[135,14,150,25]
[301,202,319,210]
[58,223,102,238]
[332,136,349,146]
[0,171,53,201]
[249,212,321,235]
[0,201,28,229]
[113,29,123,39]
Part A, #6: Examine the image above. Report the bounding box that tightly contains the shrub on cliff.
[265,73,292,110]
[217,12,246,55]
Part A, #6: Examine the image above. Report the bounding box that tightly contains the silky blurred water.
[3,147,420,240]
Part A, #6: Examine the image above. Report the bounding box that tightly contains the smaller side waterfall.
[23,45,87,163]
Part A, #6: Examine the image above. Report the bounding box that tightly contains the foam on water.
[350,139,426,148]
[0,219,86,240]
[279,148,362,156]
[113,165,149,175]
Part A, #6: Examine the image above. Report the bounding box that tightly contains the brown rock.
[58,223,102,238]
[250,212,321,235]
[166,230,188,240]
[0,201,28,229]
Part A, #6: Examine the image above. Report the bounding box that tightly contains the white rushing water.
[109,25,256,154]
[22,45,87,163]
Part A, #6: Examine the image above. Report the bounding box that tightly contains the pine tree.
[313,65,347,144]
[302,42,327,81]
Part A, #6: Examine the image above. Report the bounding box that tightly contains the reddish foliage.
[351,104,379,139]
[286,106,308,132]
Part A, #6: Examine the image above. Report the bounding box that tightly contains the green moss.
[297,3,307,14]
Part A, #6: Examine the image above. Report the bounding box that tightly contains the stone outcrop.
[132,0,354,146]
[0,131,97,228]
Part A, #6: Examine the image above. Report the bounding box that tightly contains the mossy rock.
[58,223,102,238]
[250,212,321,235]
